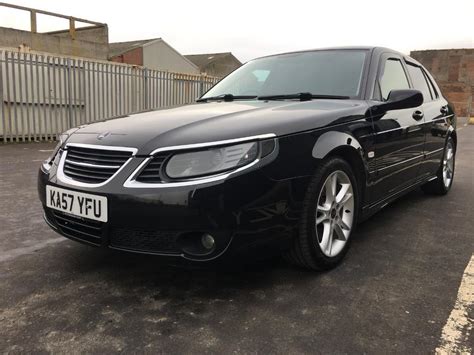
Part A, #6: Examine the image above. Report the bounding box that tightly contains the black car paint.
[64,99,369,154]
[38,47,456,261]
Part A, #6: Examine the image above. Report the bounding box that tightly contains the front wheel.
[421,137,455,195]
[284,157,359,270]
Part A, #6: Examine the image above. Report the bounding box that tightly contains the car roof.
[253,46,427,69]
[253,46,403,61]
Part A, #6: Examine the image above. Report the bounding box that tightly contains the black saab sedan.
[38,47,456,270]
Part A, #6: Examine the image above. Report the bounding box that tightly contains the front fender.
[312,131,364,159]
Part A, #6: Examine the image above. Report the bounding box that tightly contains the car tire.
[421,136,455,195]
[284,157,359,270]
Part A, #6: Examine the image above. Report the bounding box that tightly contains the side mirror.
[374,89,423,113]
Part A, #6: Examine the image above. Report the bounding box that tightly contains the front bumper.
[38,151,310,261]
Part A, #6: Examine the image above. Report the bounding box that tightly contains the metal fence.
[0,50,220,142]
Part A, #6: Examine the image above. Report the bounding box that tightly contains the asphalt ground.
[1,120,472,353]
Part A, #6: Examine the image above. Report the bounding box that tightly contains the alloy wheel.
[315,170,354,257]
[442,140,455,188]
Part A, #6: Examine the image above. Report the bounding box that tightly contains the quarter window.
[379,59,410,101]
[406,63,433,102]
[423,69,439,99]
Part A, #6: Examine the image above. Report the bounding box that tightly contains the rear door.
[371,54,426,198]
[404,60,448,177]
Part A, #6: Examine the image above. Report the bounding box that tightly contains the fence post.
[66,58,73,129]
[131,66,137,112]
[0,51,5,143]
[143,68,148,110]
[199,76,204,97]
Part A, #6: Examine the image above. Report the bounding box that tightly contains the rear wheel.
[284,157,359,270]
[421,137,455,195]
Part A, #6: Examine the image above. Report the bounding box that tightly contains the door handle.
[440,106,449,115]
[412,110,424,121]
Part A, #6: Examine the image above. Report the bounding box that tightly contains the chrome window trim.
[124,133,276,189]
[57,143,138,188]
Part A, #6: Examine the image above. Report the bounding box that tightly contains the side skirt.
[358,175,437,222]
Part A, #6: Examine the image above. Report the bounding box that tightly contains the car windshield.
[201,50,368,99]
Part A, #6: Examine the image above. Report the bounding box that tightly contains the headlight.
[165,141,260,179]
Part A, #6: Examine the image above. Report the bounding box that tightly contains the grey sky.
[1,0,472,62]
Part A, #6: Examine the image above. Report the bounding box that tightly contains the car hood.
[66,100,369,155]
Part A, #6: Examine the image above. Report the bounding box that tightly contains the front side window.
[379,58,410,101]
[406,63,433,102]
[202,50,368,99]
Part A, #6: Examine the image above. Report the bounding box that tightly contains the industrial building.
[109,38,199,74]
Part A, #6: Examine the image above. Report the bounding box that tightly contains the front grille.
[52,210,103,246]
[63,146,133,184]
[110,227,180,254]
[135,153,170,183]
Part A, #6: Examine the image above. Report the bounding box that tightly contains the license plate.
[46,185,108,222]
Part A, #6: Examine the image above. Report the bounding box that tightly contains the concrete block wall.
[0,26,109,60]
[411,49,473,117]
[46,26,109,45]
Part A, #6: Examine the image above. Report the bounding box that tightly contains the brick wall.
[410,49,473,117]
[110,47,143,66]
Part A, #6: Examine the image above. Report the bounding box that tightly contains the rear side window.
[379,59,410,101]
[423,69,439,99]
[406,63,433,102]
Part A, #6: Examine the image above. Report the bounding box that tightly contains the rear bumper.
[38,163,310,261]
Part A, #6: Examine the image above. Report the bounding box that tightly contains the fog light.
[201,233,215,250]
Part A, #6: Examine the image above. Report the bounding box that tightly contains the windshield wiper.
[257,93,350,101]
[197,94,257,102]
